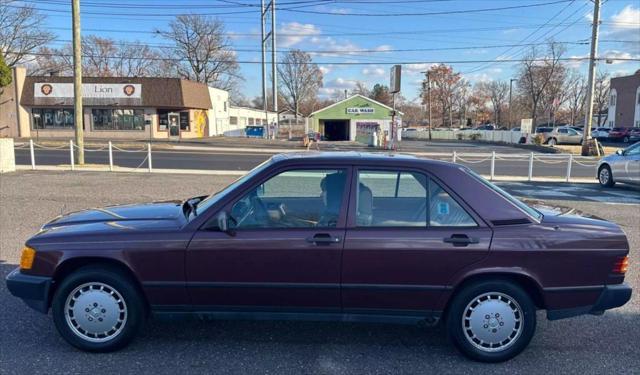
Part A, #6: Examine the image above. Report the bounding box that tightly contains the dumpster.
[245,125,265,138]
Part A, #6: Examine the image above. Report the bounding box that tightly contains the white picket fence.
[13,139,600,182]
[404,130,524,144]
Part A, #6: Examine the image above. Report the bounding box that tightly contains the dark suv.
[7,152,632,362]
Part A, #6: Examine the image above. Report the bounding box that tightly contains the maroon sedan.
[608,127,633,143]
[6,152,632,362]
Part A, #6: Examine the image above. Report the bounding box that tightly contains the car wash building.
[308,94,402,142]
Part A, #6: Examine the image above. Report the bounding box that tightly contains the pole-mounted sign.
[390,65,401,94]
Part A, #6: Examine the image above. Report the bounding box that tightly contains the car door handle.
[306,234,341,245]
[443,234,478,247]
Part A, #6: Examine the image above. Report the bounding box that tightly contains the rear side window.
[356,170,477,227]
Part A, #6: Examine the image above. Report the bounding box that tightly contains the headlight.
[19,246,36,270]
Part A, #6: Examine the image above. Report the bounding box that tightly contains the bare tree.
[593,70,610,126]
[0,1,54,67]
[421,64,464,127]
[31,36,162,77]
[350,81,370,97]
[564,70,587,125]
[517,42,566,126]
[277,50,323,120]
[477,80,509,126]
[158,14,241,90]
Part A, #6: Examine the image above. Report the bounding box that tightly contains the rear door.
[341,168,492,316]
[186,167,351,312]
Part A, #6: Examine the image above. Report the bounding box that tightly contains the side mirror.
[616,149,623,156]
[217,211,228,232]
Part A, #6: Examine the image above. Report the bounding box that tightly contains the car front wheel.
[446,280,536,362]
[51,265,145,352]
[598,164,615,187]
[547,138,556,146]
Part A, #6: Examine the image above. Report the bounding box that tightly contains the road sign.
[521,118,533,134]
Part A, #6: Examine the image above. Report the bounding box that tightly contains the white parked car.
[591,127,611,140]
[597,142,640,187]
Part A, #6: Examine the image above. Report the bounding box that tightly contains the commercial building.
[308,95,402,142]
[607,70,640,128]
[0,66,277,140]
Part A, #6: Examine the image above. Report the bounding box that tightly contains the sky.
[13,0,640,103]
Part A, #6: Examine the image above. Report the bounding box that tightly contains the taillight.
[613,256,629,274]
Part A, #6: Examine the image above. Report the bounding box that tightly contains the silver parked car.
[547,127,583,146]
[597,142,640,187]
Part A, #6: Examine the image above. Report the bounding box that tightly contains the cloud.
[404,63,438,75]
[604,5,640,53]
[319,77,360,97]
[319,65,333,75]
[278,22,321,48]
[374,45,393,52]
[601,49,640,65]
[361,67,385,77]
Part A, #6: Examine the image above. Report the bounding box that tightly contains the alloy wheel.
[64,282,128,343]
[462,292,524,353]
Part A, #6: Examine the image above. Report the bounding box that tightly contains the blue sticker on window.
[438,202,450,215]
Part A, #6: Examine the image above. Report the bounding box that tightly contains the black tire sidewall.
[51,266,145,352]
[599,165,614,187]
[446,280,537,363]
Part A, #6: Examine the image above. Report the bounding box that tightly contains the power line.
[281,0,574,16]
[11,50,639,64]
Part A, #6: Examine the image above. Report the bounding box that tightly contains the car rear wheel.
[598,164,615,187]
[446,280,536,362]
[51,265,145,352]
[547,138,556,146]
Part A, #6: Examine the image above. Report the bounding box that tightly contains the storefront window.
[158,110,169,131]
[32,108,74,129]
[230,116,238,125]
[180,111,189,131]
[92,109,144,131]
[248,118,255,125]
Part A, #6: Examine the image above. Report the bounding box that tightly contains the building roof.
[309,94,404,117]
[21,76,213,109]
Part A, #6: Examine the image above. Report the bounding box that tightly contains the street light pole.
[508,78,517,130]
[71,0,84,164]
[421,71,432,140]
[582,0,602,156]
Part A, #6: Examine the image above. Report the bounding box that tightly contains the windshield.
[188,159,272,220]
[465,169,543,222]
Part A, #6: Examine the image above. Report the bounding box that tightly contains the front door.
[342,168,492,316]
[168,113,180,139]
[186,167,351,312]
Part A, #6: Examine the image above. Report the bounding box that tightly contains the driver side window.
[229,169,347,229]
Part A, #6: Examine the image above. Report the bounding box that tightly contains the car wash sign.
[346,107,375,114]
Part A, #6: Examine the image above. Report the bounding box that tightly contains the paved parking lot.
[1,171,638,374]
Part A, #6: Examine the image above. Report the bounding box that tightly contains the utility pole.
[71,0,83,164]
[261,0,276,139]
[271,0,278,136]
[582,0,601,156]
[260,0,268,139]
[421,70,432,140]
[508,78,517,129]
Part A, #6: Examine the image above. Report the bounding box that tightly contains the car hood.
[33,201,186,239]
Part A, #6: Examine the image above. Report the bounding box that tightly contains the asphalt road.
[1,172,638,375]
[14,147,598,179]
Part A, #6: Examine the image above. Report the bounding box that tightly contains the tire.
[446,280,536,363]
[547,138,556,146]
[598,164,615,188]
[623,136,629,143]
[51,265,146,352]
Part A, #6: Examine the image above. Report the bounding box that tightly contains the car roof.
[270,151,455,168]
